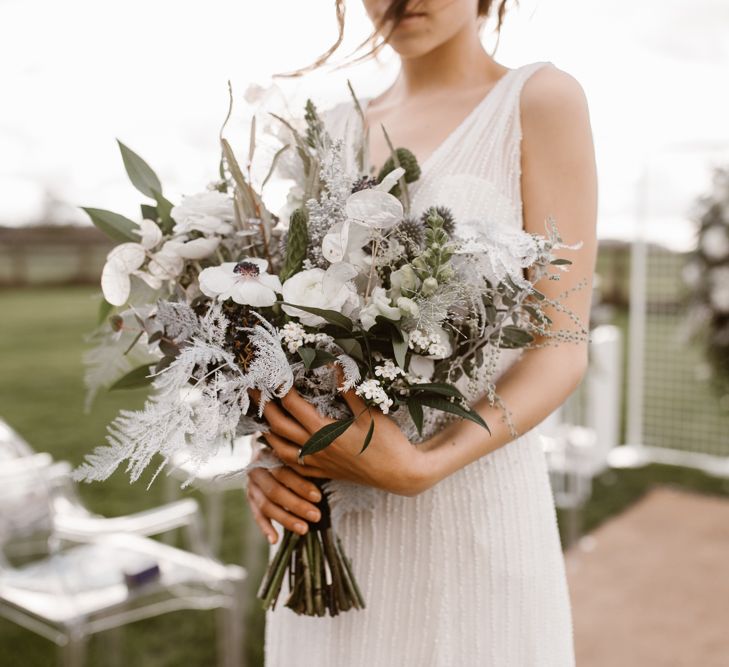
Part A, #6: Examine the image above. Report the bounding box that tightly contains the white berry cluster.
[279,321,332,354]
[408,329,448,357]
[374,359,403,381]
[355,379,394,414]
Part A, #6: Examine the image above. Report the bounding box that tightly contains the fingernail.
[294,522,307,534]
[306,510,320,521]
[309,490,321,502]
[267,533,276,544]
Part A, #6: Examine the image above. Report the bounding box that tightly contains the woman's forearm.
[416,341,589,489]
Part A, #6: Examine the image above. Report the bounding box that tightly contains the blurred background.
[1,0,729,665]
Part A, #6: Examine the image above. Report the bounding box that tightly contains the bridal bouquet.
[74,82,583,617]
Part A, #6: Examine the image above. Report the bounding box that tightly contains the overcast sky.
[1,0,728,248]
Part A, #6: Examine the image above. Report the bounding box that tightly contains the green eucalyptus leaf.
[117,140,162,199]
[334,338,365,362]
[109,363,155,391]
[297,346,316,369]
[151,189,175,234]
[81,207,139,242]
[310,349,337,369]
[499,326,535,349]
[140,204,158,221]
[392,336,408,369]
[551,258,572,266]
[300,418,354,456]
[409,382,465,399]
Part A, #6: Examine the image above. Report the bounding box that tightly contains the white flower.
[321,218,372,269]
[408,326,452,359]
[354,378,394,414]
[701,225,729,261]
[198,257,282,307]
[281,263,359,326]
[101,219,163,306]
[359,286,401,331]
[396,296,420,318]
[389,264,420,298]
[345,188,403,230]
[374,359,404,381]
[407,354,435,381]
[171,191,235,236]
[374,167,405,194]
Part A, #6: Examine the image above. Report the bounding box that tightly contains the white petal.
[346,189,403,229]
[323,262,358,299]
[106,243,146,272]
[321,220,348,263]
[138,219,163,249]
[245,256,270,273]
[257,273,282,293]
[198,265,237,296]
[176,236,220,259]
[374,167,405,193]
[101,261,132,306]
[131,270,163,290]
[231,282,277,307]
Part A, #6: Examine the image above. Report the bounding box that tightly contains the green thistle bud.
[280,207,309,282]
[377,148,421,196]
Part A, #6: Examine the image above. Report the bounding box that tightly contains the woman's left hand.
[250,367,437,497]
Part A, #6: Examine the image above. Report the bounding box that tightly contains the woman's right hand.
[246,464,323,544]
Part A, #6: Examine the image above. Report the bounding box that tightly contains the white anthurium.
[408,354,435,381]
[359,286,402,331]
[281,263,359,326]
[374,167,405,193]
[198,257,282,307]
[345,188,404,230]
[322,218,372,270]
[171,191,235,236]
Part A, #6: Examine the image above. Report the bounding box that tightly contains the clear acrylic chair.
[0,455,246,667]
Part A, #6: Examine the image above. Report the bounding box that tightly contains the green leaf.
[409,382,465,399]
[151,189,175,234]
[310,349,337,369]
[98,297,114,325]
[280,302,354,331]
[551,258,572,266]
[499,326,535,349]
[334,338,365,362]
[392,336,407,369]
[297,347,316,368]
[417,394,490,434]
[300,418,354,456]
[359,418,375,454]
[109,363,155,391]
[407,399,424,436]
[81,207,139,243]
[117,140,162,199]
[141,203,158,220]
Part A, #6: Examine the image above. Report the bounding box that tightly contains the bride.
[246,1,597,665]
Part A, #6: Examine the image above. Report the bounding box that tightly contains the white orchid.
[198,257,282,307]
[171,191,235,236]
[281,263,359,326]
[101,219,163,306]
[359,286,401,331]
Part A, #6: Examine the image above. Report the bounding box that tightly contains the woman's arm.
[418,64,598,484]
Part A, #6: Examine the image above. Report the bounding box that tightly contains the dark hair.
[274,0,515,78]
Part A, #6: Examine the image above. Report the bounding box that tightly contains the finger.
[262,431,307,467]
[271,466,322,502]
[248,481,309,535]
[280,388,330,433]
[286,463,331,479]
[246,482,278,544]
[254,469,321,522]
[332,363,369,417]
[261,400,310,444]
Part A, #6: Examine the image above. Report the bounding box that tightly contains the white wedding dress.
[264,61,575,667]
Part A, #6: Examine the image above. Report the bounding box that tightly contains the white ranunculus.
[198,257,281,307]
[345,188,403,230]
[171,191,235,236]
[359,286,401,331]
[701,225,729,261]
[100,219,164,306]
[173,236,221,260]
[281,263,358,326]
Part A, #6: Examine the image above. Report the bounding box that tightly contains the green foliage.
[109,363,155,390]
[408,207,456,290]
[117,140,163,199]
[280,302,354,332]
[300,417,354,456]
[376,147,421,197]
[304,99,325,149]
[280,207,309,282]
[81,207,139,243]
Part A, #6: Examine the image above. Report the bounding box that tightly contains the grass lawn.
[1,285,728,666]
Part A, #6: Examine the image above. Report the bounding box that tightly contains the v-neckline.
[359,65,520,177]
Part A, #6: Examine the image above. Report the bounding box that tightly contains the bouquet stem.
[257,479,365,616]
